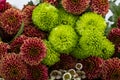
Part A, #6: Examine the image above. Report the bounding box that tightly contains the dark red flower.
[90,0,109,16]
[101,58,120,80]
[0,8,23,35]
[20,37,46,65]
[0,53,27,80]
[50,54,77,70]
[61,0,90,15]
[10,35,28,54]
[22,5,36,25]
[107,28,120,45]
[23,25,47,39]
[25,64,48,80]
[79,56,104,79]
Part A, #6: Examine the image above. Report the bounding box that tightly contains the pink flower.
[0,0,6,12]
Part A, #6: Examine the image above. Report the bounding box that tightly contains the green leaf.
[10,22,24,43]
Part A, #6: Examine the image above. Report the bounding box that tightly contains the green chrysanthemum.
[76,12,106,35]
[48,25,78,53]
[58,8,78,27]
[42,40,60,66]
[32,3,59,31]
[71,30,114,59]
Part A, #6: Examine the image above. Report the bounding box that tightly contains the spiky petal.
[25,64,48,80]
[0,53,27,80]
[79,56,104,79]
[23,25,47,39]
[101,58,120,80]
[0,8,23,35]
[90,0,109,16]
[20,37,46,65]
[10,35,28,54]
[61,0,90,15]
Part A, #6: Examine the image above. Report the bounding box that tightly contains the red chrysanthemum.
[90,0,109,16]
[23,25,47,39]
[25,64,48,80]
[61,0,90,15]
[117,17,120,28]
[0,42,10,59]
[50,54,77,70]
[101,58,120,80]
[0,53,27,80]
[79,56,104,79]
[20,37,46,66]
[22,5,36,25]
[107,28,120,45]
[10,35,28,54]
[0,8,23,35]
[43,0,59,7]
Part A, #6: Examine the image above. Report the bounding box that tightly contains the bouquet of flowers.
[0,0,120,80]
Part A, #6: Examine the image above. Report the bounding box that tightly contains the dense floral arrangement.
[0,0,120,80]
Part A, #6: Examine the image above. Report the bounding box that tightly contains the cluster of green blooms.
[76,12,107,35]
[48,25,78,53]
[71,29,114,59]
[32,3,115,60]
[42,40,60,66]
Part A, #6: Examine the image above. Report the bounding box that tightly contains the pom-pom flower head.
[48,25,78,53]
[58,8,78,27]
[90,0,109,16]
[20,37,46,66]
[79,56,104,79]
[26,64,48,80]
[42,40,60,66]
[0,8,23,35]
[61,0,90,15]
[72,30,114,59]
[0,53,27,80]
[10,35,28,54]
[76,12,107,35]
[101,58,120,80]
[108,28,120,45]
[32,3,59,31]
